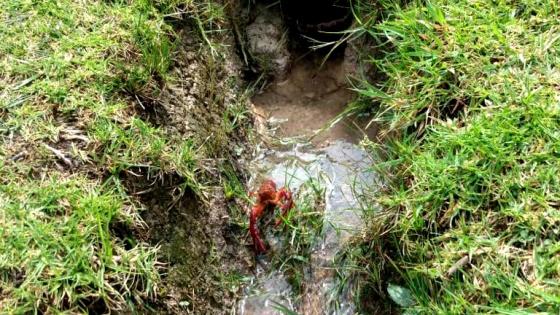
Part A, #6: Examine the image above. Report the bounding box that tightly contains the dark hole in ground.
[281,0,352,52]
[79,296,110,314]
[130,93,171,128]
[109,220,140,250]
[247,0,352,49]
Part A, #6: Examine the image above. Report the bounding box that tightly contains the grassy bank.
[0,0,238,312]
[350,0,560,313]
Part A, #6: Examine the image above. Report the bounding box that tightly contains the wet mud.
[251,56,373,145]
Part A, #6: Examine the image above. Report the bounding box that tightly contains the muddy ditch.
[120,1,383,313]
[236,1,381,314]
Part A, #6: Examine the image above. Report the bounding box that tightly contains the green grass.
[272,177,325,296]
[348,0,560,313]
[0,0,229,312]
[0,176,160,312]
[154,0,228,57]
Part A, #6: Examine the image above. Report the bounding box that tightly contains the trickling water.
[238,270,295,315]
[238,141,374,315]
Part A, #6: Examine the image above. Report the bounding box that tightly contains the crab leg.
[249,203,267,253]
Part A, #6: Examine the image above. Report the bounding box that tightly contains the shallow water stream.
[237,57,376,314]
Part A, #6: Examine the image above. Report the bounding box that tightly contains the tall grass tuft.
[349,0,560,313]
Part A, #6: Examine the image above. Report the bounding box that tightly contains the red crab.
[249,179,294,253]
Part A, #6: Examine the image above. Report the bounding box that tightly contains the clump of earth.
[246,4,291,79]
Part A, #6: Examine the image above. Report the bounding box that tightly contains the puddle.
[239,54,376,314]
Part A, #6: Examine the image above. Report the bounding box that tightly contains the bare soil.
[123,28,256,314]
[251,55,376,146]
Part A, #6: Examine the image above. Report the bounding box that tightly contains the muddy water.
[239,57,375,315]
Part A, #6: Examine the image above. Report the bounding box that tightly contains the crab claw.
[248,180,295,254]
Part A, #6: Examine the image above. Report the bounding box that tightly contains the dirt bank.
[125,22,257,315]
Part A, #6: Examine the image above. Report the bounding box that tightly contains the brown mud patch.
[121,168,253,314]
[251,55,376,146]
